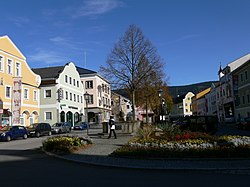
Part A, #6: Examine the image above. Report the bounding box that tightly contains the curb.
[43,150,250,172]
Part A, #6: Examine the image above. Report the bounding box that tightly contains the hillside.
[168,81,218,98]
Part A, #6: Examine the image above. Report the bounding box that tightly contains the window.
[0,55,3,71]
[16,62,21,77]
[77,81,79,87]
[81,96,83,103]
[24,88,29,99]
[85,80,93,89]
[245,71,248,80]
[6,86,11,98]
[69,77,72,84]
[7,59,13,74]
[74,94,76,102]
[240,74,243,81]
[34,90,37,101]
[45,112,52,120]
[248,95,250,103]
[65,75,68,83]
[65,91,68,100]
[242,96,245,104]
[45,90,51,98]
[88,95,94,104]
[70,93,72,101]
[73,79,76,86]
[77,95,79,103]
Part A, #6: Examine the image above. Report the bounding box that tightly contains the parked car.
[0,125,7,130]
[0,125,28,141]
[187,115,218,134]
[27,123,52,137]
[171,115,218,134]
[237,117,250,130]
[73,122,88,130]
[51,122,71,134]
[172,117,189,130]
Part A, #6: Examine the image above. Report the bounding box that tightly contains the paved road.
[0,148,249,187]
[0,126,250,186]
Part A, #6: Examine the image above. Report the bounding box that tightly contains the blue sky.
[1,0,250,86]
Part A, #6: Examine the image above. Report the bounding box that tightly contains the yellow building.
[0,36,41,126]
[196,88,211,115]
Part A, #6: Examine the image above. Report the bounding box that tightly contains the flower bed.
[42,135,92,155]
[111,125,250,158]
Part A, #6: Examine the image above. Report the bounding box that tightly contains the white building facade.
[33,62,85,126]
[77,67,112,124]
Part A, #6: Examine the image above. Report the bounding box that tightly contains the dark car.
[237,117,250,130]
[187,115,218,134]
[172,115,218,134]
[172,117,189,130]
[73,122,88,130]
[27,123,52,137]
[0,125,28,141]
[51,122,71,134]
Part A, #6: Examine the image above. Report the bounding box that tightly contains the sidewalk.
[46,132,250,173]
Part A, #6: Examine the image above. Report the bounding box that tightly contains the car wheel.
[6,135,11,142]
[48,131,52,136]
[23,134,28,139]
[36,132,40,137]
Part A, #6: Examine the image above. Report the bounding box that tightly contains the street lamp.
[84,91,90,135]
[158,89,163,123]
[144,94,150,125]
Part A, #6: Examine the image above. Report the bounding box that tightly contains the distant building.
[170,92,195,118]
[205,83,218,115]
[33,62,84,126]
[231,59,250,120]
[111,91,132,121]
[217,53,250,123]
[0,36,41,126]
[183,92,195,116]
[196,88,211,115]
[76,67,111,124]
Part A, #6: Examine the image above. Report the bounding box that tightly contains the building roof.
[32,66,65,79]
[196,87,211,100]
[76,66,97,75]
[227,53,250,72]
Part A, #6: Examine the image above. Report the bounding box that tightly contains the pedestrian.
[108,116,117,139]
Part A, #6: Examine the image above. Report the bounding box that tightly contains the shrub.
[112,133,250,158]
[42,135,92,155]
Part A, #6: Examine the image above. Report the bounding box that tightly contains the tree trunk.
[132,89,136,121]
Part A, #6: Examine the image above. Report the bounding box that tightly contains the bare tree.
[100,24,165,120]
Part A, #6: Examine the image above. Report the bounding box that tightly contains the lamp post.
[158,89,163,124]
[84,91,90,135]
[144,94,150,125]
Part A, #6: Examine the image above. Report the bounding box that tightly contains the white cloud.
[176,34,200,42]
[9,16,30,27]
[50,36,66,43]
[73,0,125,18]
[28,49,66,66]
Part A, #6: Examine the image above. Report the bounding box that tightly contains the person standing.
[108,116,117,139]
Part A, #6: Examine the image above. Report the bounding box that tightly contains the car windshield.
[52,123,62,127]
[75,122,83,126]
[28,123,39,129]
